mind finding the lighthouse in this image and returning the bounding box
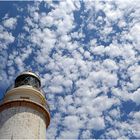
[0,71,50,139]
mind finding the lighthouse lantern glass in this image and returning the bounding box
[15,74,40,89]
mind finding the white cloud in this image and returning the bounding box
[1,0,140,139]
[129,23,140,51]
[0,29,15,51]
[103,59,118,72]
[48,86,63,94]
[59,129,79,139]
[0,23,15,88]
[127,65,140,90]
[63,115,83,130]
[3,17,17,29]
[81,130,91,139]
[89,70,118,88]
[132,88,140,105]
[87,116,105,130]
[58,115,84,138]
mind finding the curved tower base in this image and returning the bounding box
[0,100,49,139]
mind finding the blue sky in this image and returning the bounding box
[0,0,140,139]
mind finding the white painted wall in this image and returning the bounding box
[0,106,46,139]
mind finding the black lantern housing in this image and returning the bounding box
[15,72,41,90]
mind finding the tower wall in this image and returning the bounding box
[0,106,46,139]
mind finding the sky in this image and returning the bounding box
[0,0,140,139]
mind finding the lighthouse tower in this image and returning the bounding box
[0,71,50,139]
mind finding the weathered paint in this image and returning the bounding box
[0,106,46,139]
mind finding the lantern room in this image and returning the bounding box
[15,71,41,90]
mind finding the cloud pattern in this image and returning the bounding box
[0,0,140,138]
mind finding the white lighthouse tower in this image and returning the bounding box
[0,71,50,139]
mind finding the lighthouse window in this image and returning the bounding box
[15,75,40,89]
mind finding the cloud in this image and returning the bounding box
[0,23,15,88]
[63,115,84,130]
[127,65,140,90]
[1,0,140,139]
[132,88,140,105]
[87,116,105,130]
[0,26,15,51]
[3,17,17,29]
